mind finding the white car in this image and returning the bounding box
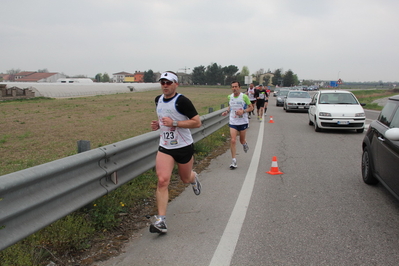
[308,90,366,133]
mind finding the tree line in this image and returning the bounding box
[141,63,301,87]
[2,66,301,86]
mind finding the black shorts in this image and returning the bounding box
[256,101,265,109]
[158,144,194,164]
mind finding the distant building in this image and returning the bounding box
[2,71,66,82]
[0,74,10,81]
[133,71,144,83]
[15,71,36,80]
[124,74,135,83]
[112,71,145,83]
[176,72,192,85]
[112,71,133,83]
[259,73,274,86]
[0,84,35,100]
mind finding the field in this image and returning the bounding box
[0,86,230,176]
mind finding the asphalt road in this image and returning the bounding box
[98,103,399,266]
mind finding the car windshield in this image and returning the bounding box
[319,93,358,104]
[288,92,310,98]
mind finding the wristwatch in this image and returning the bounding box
[172,120,178,127]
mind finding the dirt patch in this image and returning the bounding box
[63,141,230,266]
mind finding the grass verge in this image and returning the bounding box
[351,89,399,111]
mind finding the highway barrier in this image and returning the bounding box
[0,108,228,251]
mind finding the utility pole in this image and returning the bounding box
[178,67,190,73]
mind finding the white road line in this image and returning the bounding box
[209,120,265,266]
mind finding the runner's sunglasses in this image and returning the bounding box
[160,80,173,85]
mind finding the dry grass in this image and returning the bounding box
[0,86,230,176]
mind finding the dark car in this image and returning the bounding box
[275,89,289,106]
[362,95,399,199]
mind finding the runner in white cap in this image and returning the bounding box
[149,71,202,233]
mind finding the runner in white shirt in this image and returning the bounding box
[245,83,257,118]
[222,81,254,169]
[149,71,202,234]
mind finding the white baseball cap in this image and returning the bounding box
[158,72,178,83]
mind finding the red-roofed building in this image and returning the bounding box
[3,71,66,82]
[14,72,36,80]
[0,74,11,81]
[17,72,66,82]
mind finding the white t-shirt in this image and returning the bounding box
[157,94,194,149]
[228,93,250,125]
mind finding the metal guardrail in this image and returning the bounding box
[0,108,228,251]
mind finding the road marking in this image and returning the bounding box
[209,119,265,266]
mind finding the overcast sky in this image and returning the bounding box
[1,0,398,82]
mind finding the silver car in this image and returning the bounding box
[283,91,312,112]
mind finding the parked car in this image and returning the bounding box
[273,87,289,97]
[276,90,289,106]
[283,90,311,112]
[308,90,366,132]
[361,95,399,199]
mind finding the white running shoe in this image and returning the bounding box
[149,215,167,234]
[230,159,237,169]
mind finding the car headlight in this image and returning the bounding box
[319,112,331,117]
[355,113,365,117]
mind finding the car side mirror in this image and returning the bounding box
[309,102,316,105]
[385,128,399,141]
[360,103,366,106]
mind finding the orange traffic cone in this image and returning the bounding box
[266,156,284,175]
[268,116,274,123]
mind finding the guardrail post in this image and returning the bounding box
[77,140,91,153]
[208,107,213,113]
[221,104,225,109]
[78,140,92,210]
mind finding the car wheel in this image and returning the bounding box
[362,147,378,184]
[356,128,364,133]
[314,116,321,132]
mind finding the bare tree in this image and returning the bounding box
[6,68,21,75]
